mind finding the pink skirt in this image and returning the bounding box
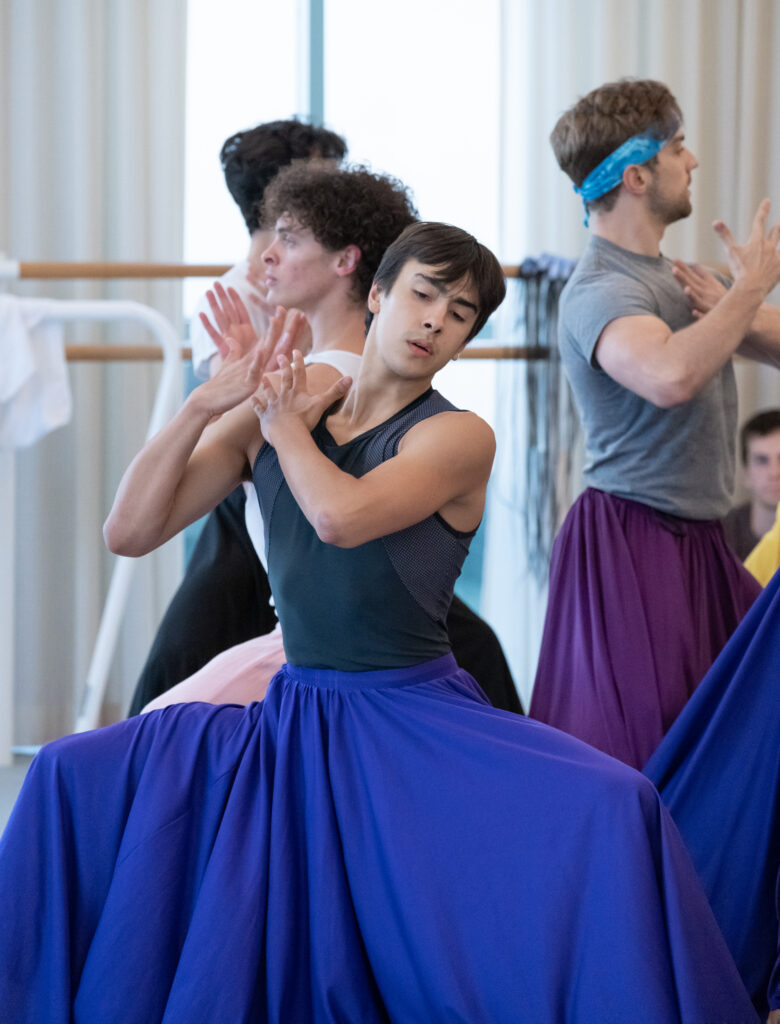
[142,624,285,712]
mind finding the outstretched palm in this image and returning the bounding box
[198,307,307,419]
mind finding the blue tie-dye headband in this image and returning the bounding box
[574,131,672,226]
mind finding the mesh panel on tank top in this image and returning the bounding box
[252,388,476,670]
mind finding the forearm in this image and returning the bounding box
[103,393,215,556]
[739,302,780,367]
[267,416,359,544]
[667,278,766,395]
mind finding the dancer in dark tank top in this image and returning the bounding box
[0,222,757,1023]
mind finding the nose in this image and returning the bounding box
[423,298,447,333]
[262,241,279,266]
[686,148,699,171]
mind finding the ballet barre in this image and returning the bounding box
[63,344,551,362]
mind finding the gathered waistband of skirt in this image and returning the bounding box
[280,653,459,691]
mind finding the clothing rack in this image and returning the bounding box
[0,259,551,761]
[0,296,182,761]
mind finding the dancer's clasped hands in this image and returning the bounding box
[252,350,351,444]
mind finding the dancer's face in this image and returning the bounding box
[745,429,780,510]
[646,130,698,225]
[261,216,344,312]
[367,260,479,378]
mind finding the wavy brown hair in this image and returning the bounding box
[261,161,418,302]
[550,79,682,216]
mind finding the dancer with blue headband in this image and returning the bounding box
[530,77,780,1015]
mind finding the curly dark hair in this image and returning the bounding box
[261,161,418,302]
[220,119,347,234]
[550,79,682,217]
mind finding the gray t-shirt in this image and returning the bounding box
[559,235,737,519]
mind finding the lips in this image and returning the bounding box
[407,338,432,355]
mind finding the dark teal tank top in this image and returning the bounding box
[252,388,475,671]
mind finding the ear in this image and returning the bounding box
[367,282,382,314]
[336,244,361,278]
[622,163,650,196]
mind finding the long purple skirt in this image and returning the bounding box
[0,655,757,1023]
[644,568,780,1015]
[530,488,760,769]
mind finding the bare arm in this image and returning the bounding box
[252,353,495,549]
[596,200,780,407]
[104,309,299,556]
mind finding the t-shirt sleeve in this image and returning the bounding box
[562,271,658,365]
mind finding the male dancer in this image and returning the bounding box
[129,119,348,714]
[133,159,521,714]
[0,222,756,1022]
[530,78,780,769]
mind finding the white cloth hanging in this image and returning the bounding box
[0,296,71,448]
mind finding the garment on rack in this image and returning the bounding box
[0,296,70,448]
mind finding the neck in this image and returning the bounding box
[305,290,367,357]
[590,203,665,257]
[750,498,778,539]
[332,342,434,436]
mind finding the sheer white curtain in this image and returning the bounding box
[1,0,187,743]
[485,0,780,705]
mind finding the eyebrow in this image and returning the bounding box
[415,273,478,314]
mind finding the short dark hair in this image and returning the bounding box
[262,161,418,302]
[220,119,347,234]
[371,221,506,342]
[740,409,780,463]
[550,78,682,217]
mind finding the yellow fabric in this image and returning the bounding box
[744,504,780,586]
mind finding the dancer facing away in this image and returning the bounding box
[135,159,520,716]
[530,77,780,769]
[0,223,757,1023]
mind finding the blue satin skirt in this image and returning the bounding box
[0,655,757,1022]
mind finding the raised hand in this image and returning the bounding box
[672,260,727,318]
[197,309,308,420]
[713,198,780,298]
[199,281,261,360]
[252,350,352,444]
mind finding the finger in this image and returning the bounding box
[320,375,352,409]
[227,286,252,324]
[206,287,229,333]
[750,198,771,238]
[289,349,306,390]
[214,281,239,325]
[713,219,736,251]
[277,353,294,390]
[199,311,223,347]
[768,220,780,248]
